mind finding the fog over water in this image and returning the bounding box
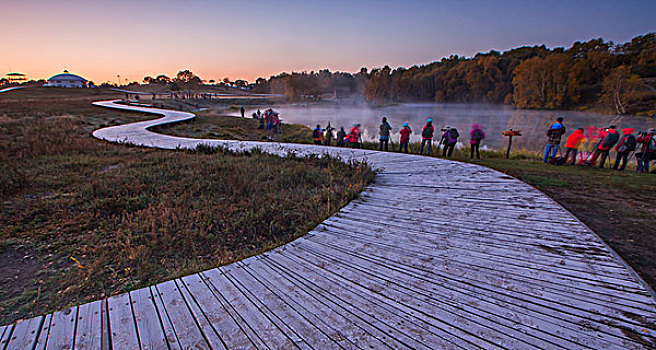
[265,103,655,151]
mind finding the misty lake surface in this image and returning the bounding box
[264,103,655,151]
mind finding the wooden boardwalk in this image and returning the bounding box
[2,100,656,349]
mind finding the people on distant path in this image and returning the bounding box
[469,124,485,159]
[399,123,412,153]
[420,119,434,155]
[636,128,656,173]
[256,109,261,119]
[324,123,334,146]
[347,124,362,148]
[271,113,280,134]
[442,126,459,157]
[336,127,346,147]
[379,117,393,151]
[563,128,585,165]
[543,117,566,163]
[265,109,272,131]
[590,126,619,168]
[613,128,637,171]
[313,124,323,145]
[240,106,245,118]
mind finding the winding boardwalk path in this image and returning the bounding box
[3,101,656,349]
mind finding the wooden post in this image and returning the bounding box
[502,129,522,160]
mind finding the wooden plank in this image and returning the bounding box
[107,292,140,349]
[289,239,604,349]
[0,324,15,349]
[203,268,299,349]
[264,251,503,350]
[241,257,382,349]
[173,279,227,349]
[229,260,341,349]
[220,264,312,349]
[154,280,209,350]
[294,237,646,348]
[149,286,182,350]
[44,307,77,350]
[33,314,52,350]
[100,300,109,350]
[180,273,258,349]
[319,220,652,304]
[5,316,43,350]
[131,288,169,350]
[74,301,102,350]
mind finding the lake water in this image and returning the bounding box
[258,103,655,151]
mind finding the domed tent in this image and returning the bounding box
[45,70,87,88]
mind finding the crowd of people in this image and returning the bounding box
[308,115,656,173]
[252,108,281,134]
[543,117,656,172]
[310,117,487,159]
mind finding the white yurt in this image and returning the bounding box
[45,70,87,88]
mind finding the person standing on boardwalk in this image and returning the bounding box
[240,106,245,118]
[379,117,392,151]
[469,124,485,159]
[563,128,585,165]
[336,127,346,147]
[419,119,434,155]
[613,128,637,171]
[442,126,459,157]
[313,124,323,145]
[324,123,335,146]
[543,117,566,163]
[399,123,412,153]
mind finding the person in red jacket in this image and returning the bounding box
[563,128,585,165]
[588,126,619,168]
[613,128,637,171]
[347,124,361,148]
[636,128,656,173]
[399,122,412,153]
[419,119,434,155]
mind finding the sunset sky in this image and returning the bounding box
[2,0,654,84]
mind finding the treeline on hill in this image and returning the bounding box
[252,33,655,115]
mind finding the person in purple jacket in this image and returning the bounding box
[441,126,459,157]
[469,123,486,159]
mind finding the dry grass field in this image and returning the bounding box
[0,88,374,324]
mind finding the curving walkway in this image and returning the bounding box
[2,100,656,349]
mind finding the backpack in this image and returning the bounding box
[449,128,459,140]
[472,129,483,141]
[549,156,566,165]
[649,135,656,151]
[618,135,636,152]
[313,129,321,139]
[422,126,433,138]
[601,131,619,148]
[380,123,390,136]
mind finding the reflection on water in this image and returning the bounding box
[265,103,655,151]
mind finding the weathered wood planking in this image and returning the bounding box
[5,316,42,350]
[3,100,656,349]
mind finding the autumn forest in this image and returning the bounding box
[254,33,655,116]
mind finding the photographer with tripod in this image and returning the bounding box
[636,128,656,173]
